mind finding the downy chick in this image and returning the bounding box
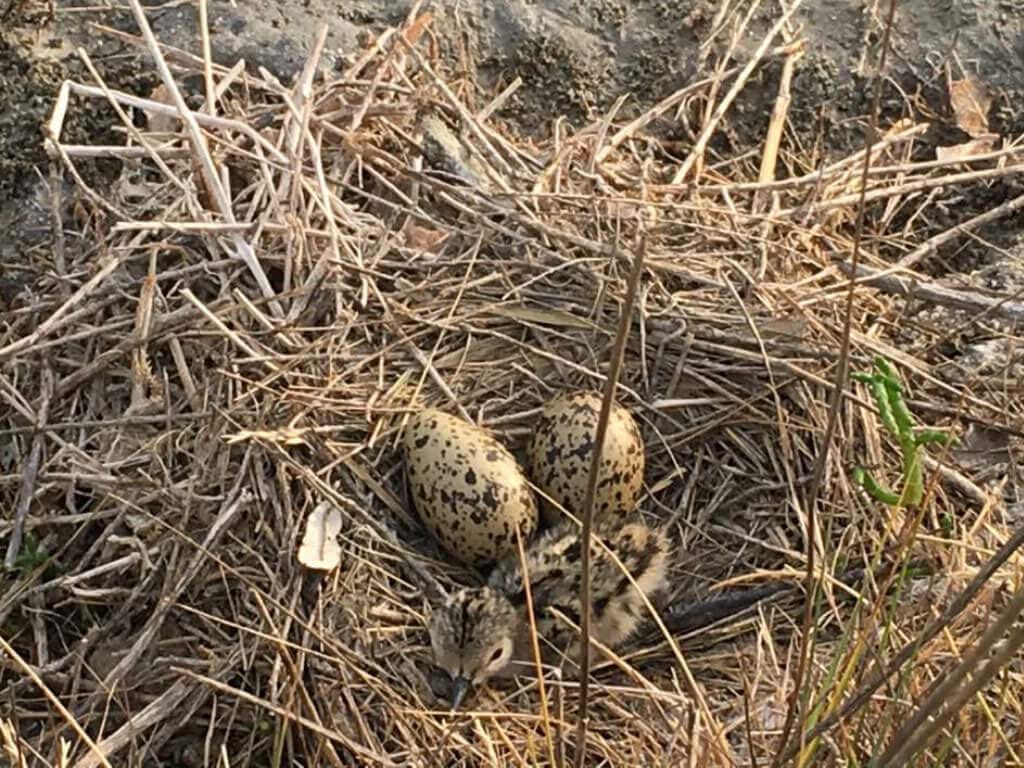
[429,519,670,708]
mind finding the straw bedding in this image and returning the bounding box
[2,5,1023,766]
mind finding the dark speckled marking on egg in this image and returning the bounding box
[404,409,538,566]
[526,391,645,525]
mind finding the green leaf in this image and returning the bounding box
[870,378,900,435]
[854,467,901,506]
[915,429,955,446]
[12,533,49,573]
[899,433,924,507]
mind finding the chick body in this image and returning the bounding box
[429,518,669,705]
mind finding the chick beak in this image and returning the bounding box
[450,675,471,710]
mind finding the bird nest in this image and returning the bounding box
[3,5,1024,767]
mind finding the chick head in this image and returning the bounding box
[429,586,518,708]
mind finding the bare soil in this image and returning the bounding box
[4,1,1024,272]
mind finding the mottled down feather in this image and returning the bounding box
[428,519,670,699]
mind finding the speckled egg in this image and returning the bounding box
[404,409,538,566]
[527,391,645,525]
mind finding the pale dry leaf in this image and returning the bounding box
[882,117,916,136]
[433,338,505,368]
[731,316,808,341]
[402,220,450,253]
[602,198,642,220]
[297,502,343,571]
[758,317,809,340]
[129,273,161,415]
[113,175,160,207]
[648,470,686,495]
[368,603,408,623]
[418,112,489,188]
[953,423,1011,469]
[949,76,992,137]
[935,134,999,162]
[401,10,433,45]
[145,84,179,134]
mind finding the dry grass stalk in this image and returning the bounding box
[2,1,1023,766]
[671,0,806,184]
[837,262,1024,322]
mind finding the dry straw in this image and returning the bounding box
[2,0,1023,765]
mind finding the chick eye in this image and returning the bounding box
[489,647,504,663]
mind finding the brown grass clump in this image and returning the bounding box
[2,2,1024,766]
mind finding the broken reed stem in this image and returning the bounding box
[782,521,1024,762]
[771,0,899,764]
[876,583,1024,767]
[755,39,804,210]
[197,0,216,114]
[513,525,559,768]
[3,365,53,570]
[573,234,647,768]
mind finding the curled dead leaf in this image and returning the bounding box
[949,76,992,138]
[297,502,343,571]
[402,220,449,253]
[936,134,999,163]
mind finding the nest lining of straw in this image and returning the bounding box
[2,6,1024,767]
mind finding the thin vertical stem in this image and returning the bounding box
[573,235,647,767]
[874,585,1024,767]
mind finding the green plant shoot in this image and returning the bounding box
[853,355,954,507]
[12,532,49,574]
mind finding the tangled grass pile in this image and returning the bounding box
[2,3,1023,766]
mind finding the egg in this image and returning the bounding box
[404,409,538,566]
[527,391,645,525]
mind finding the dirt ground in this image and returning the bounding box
[3,0,1024,278]
[3,1,1024,186]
